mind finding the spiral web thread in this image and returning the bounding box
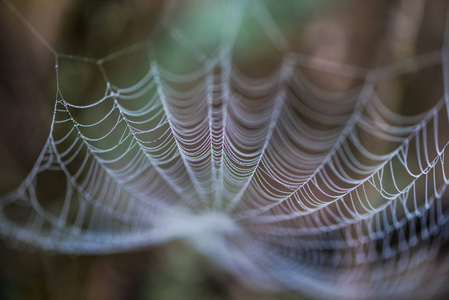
[2,0,449,298]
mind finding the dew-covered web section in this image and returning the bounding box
[2,0,449,299]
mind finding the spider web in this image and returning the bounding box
[1,0,449,298]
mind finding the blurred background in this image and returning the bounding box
[0,0,448,299]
